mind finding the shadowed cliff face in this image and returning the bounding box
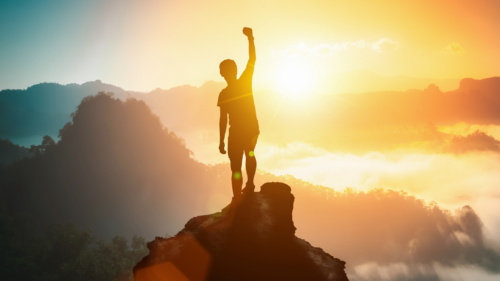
[134,182,349,281]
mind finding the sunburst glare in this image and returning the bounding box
[276,61,313,98]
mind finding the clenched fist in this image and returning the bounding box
[243,27,253,38]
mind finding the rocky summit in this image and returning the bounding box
[133,182,349,281]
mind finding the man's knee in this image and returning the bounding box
[245,150,256,157]
[232,170,243,180]
[230,159,242,172]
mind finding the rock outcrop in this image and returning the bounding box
[133,182,348,281]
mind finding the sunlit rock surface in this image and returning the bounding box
[133,182,348,281]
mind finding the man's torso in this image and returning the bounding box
[217,65,260,137]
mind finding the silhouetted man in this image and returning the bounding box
[218,27,260,202]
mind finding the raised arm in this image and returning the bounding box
[243,27,256,64]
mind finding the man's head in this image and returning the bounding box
[220,59,237,83]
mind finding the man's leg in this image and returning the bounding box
[231,169,243,198]
[245,150,257,187]
[244,134,258,192]
[228,135,244,198]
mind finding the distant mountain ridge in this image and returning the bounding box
[2,74,500,152]
[459,76,500,94]
[0,80,134,146]
[1,80,130,113]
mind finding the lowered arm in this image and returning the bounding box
[219,107,228,154]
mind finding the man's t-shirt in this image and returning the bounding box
[217,62,260,137]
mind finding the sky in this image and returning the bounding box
[1,0,500,92]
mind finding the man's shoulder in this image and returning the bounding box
[219,87,230,98]
[217,87,230,107]
[220,86,229,93]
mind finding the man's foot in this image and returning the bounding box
[221,196,242,214]
[242,183,255,195]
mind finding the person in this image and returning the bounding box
[218,27,260,202]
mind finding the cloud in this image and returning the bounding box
[442,43,465,55]
[252,140,500,252]
[372,38,400,53]
[255,141,500,201]
[255,169,500,277]
[282,42,311,58]
[281,39,369,57]
[280,38,399,57]
[344,40,368,49]
[352,262,500,281]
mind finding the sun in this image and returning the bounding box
[276,61,313,98]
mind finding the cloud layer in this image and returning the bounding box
[280,38,398,57]
[254,171,500,280]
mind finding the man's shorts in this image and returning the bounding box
[227,133,259,172]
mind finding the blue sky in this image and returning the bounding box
[0,0,142,90]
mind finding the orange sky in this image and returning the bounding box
[103,0,500,90]
[2,0,499,91]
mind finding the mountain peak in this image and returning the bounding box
[133,182,348,281]
[459,77,500,93]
